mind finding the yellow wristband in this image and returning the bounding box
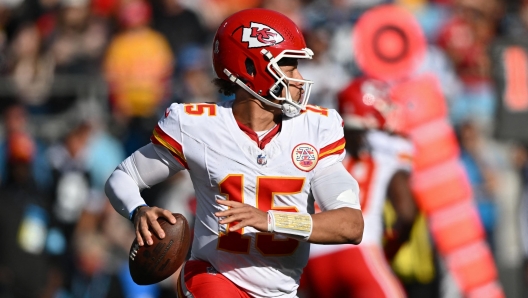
[267,210,313,241]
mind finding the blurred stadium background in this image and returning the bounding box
[0,0,527,297]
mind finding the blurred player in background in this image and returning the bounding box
[105,8,364,298]
[300,77,418,298]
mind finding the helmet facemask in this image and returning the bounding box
[223,48,314,118]
[264,48,314,117]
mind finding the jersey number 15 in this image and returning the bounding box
[217,175,305,256]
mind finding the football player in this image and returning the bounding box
[105,8,364,298]
[300,77,418,298]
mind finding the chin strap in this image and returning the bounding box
[223,69,301,118]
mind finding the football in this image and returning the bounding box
[129,213,191,285]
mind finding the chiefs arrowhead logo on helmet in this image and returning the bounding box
[242,22,284,48]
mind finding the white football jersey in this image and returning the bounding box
[151,100,354,298]
[310,130,413,258]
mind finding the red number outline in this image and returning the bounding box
[217,175,305,256]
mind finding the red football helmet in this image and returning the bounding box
[212,8,314,117]
[338,76,396,131]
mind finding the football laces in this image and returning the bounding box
[130,243,139,261]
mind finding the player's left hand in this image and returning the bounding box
[215,199,268,232]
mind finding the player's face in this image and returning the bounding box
[278,59,304,103]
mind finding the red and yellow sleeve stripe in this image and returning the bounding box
[398,152,413,164]
[150,125,188,169]
[319,137,346,160]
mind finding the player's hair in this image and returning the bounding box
[212,56,257,97]
[212,78,240,96]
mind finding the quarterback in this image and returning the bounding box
[105,8,364,298]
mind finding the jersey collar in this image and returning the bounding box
[236,120,282,149]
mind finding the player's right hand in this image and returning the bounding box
[134,206,176,246]
[214,199,268,232]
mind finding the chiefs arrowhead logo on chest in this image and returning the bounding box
[292,143,319,172]
[242,22,284,48]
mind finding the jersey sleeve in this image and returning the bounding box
[150,103,189,170]
[316,109,346,170]
[311,162,361,212]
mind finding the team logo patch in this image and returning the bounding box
[257,153,267,166]
[292,143,318,172]
[242,22,284,48]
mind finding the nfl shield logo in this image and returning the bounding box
[257,153,267,165]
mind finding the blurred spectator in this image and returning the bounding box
[151,0,209,61]
[516,144,528,297]
[261,0,305,29]
[48,0,109,75]
[47,121,101,231]
[503,0,528,38]
[303,0,359,32]
[191,0,261,30]
[0,104,51,190]
[103,0,174,155]
[512,144,528,297]
[298,27,350,109]
[85,123,125,191]
[5,22,54,108]
[68,231,126,297]
[90,0,119,18]
[437,0,504,128]
[456,120,499,251]
[173,44,217,103]
[0,131,57,298]
[437,0,504,83]
[46,120,108,294]
[416,45,463,106]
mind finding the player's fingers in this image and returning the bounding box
[219,209,255,224]
[216,199,243,207]
[228,216,261,231]
[135,228,145,246]
[228,222,246,231]
[218,214,239,224]
[215,209,233,217]
[148,215,166,240]
[215,204,254,218]
[232,211,267,232]
[160,209,177,224]
[216,206,251,220]
[139,217,153,246]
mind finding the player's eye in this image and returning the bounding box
[283,67,295,74]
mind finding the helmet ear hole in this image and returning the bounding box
[245,58,256,77]
[271,84,283,97]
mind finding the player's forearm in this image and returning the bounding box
[308,207,363,244]
[105,143,183,219]
[385,170,417,258]
[105,168,147,218]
